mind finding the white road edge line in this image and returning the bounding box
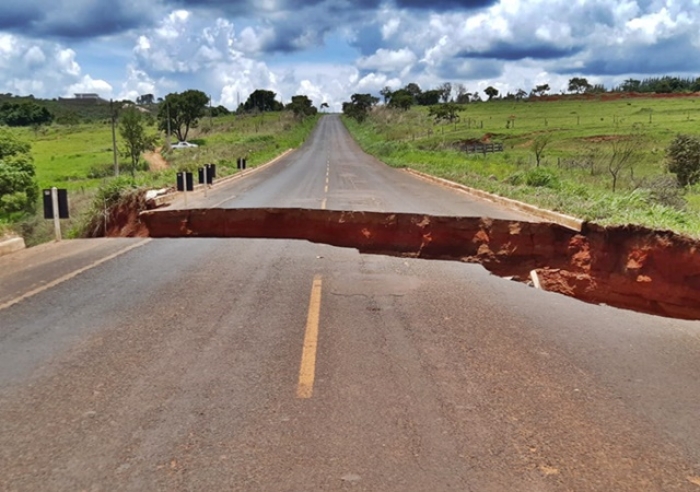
[0,239,152,311]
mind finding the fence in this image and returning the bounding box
[464,142,504,154]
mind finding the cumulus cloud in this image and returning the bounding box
[1,0,700,108]
[0,33,111,98]
[357,48,417,72]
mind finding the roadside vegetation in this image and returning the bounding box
[342,84,700,237]
[0,89,320,245]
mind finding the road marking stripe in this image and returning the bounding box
[321,198,327,210]
[297,275,323,399]
[0,239,151,312]
[324,184,329,193]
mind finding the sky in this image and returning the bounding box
[0,0,699,111]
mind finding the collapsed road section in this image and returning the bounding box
[139,207,700,320]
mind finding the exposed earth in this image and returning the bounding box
[139,207,700,321]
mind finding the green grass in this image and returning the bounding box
[342,95,700,237]
[3,111,320,243]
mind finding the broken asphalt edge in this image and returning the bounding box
[0,236,26,258]
[150,148,296,207]
[404,168,585,232]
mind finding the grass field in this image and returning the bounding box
[343,94,700,236]
[4,111,319,244]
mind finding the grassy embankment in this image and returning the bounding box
[4,111,319,244]
[343,95,700,236]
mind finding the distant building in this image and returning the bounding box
[74,93,104,101]
[58,93,107,103]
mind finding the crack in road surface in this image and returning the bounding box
[140,207,700,320]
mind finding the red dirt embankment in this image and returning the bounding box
[139,208,700,320]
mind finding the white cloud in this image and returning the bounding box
[66,75,113,98]
[357,48,417,72]
[0,34,109,98]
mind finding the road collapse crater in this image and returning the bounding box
[139,207,700,321]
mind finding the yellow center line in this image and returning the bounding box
[297,275,323,399]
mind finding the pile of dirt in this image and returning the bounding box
[139,208,700,320]
[143,148,169,172]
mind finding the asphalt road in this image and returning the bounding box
[1,115,700,491]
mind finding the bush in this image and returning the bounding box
[507,167,560,188]
[667,134,700,186]
[0,130,38,218]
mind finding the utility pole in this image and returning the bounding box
[166,101,172,146]
[111,99,119,176]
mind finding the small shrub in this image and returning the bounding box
[667,134,700,186]
[505,168,559,188]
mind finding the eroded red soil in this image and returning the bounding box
[138,207,700,320]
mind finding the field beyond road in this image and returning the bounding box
[343,94,700,237]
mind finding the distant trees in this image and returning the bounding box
[438,82,452,103]
[119,107,157,178]
[242,90,284,113]
[484,86,499,100]
[387,90,414,110]
[531,84,550,97]
[342,93,378,122]
[0,130,38,217]
[286,95,318,120]
[568,77,591,94]
[379,86,393,104]
[0,101,54,127]
[157,89,209,142]
[615,76,700,94]
[667,134,700,187]
[416,89,441,106]
[454,84,470,104]
[210,105,230,117]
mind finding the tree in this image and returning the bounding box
[454,84,470,104]
[120,107,157,178]
[0,130,38,217]
[438,82,452,103]
[429,103,462,127]
[210,105,230,117]
[484,86,499,100]
[242,89,283,113]
[530,134,551,167]
[342,93,378,122]
[379,86,393,105]
[567,77,591,94]
[607,135,640,192]
[388,90,414,110]
[667,134,700,187]
[416,89,441,106]
[531,84,550,97]
[620,79,641,92]
[286,95,318,120]
[0,101,54,127]
[404,83,422,99]
[515,88,527,100]
[158,89,209,142]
